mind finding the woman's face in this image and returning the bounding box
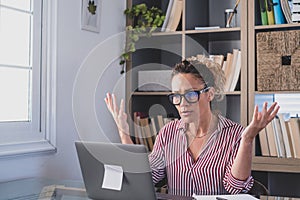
[171,73,212,124]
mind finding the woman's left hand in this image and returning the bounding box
[243,102,280,142]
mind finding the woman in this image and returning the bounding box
[104,59,279,196]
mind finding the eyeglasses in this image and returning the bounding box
[168,86,210,105]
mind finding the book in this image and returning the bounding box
[273,118,286,157]
[209,54,224,68]
[165,0,183,32]
[222,60,227,71]
[225,49,239,92]
[161,0,174,32]
[135,115,147,149]
[280,0,293,23]
[133,112,141,144]
[277,113,292,158]
[266,0,275,24]
[139,117,154,151]
[259,128,271,156]
[273,0,287,24]
[292,13,300,21]
[157,115,165,132]
[289,117,300,158]
[292,3,300,12]
[292,0,300,21]
[259,0,269,25]
[223,52,233,92]
[229,50,241,92]
[284,120,295,158]
[144,119,155,151]
[265,122,278,157]
[150,117,158,140]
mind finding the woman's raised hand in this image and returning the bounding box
[243,102,280,142]
[104,93,132,144]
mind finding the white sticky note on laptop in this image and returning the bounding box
[102,164,123,191]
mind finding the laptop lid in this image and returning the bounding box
[75,141,157,200]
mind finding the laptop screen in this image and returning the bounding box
[75,141,157,200]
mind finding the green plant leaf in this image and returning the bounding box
[120,3,165,70]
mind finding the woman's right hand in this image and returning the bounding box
[104,93,133,144]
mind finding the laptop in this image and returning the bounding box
[75,141,157,200]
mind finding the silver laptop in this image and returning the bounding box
[75,141,157,200]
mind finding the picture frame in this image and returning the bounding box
[81,0,101,33]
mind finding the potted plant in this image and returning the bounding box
[119,3,165,74]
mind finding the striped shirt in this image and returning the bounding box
[149,115,254,196]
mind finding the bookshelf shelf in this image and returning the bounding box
[252,157,300,173]
[225,91,242,95]
[255,91,300,95]
[255,23,300,30]
[150,31,183,37]
[126,0,248,127]
[133,91,171,96]
[125,0,300,194]
[185,27,241,34]
[249,0,300,180]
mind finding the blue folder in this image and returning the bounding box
[273,0,286,24]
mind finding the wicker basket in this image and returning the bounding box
[256,30,300,91]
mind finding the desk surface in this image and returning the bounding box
[0,178,299,200]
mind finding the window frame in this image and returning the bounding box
[0,0,57,157]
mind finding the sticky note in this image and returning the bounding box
[102,164,123,191]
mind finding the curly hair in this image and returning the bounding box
[170,56,226,114]
[171,55,226,102]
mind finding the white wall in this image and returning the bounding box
[0,0,126,182]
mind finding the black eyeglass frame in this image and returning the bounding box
[168,86,211,105]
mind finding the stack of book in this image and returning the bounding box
[259,0,275,25]
[161,0,183,32]
[291,0,300,22]
[259,0,288,25]
[222,49,242,92]
[189,51,241,92]
[259,114,300,158]
[133,112,178,151]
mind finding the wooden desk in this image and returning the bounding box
[41,185,193,200]
[40,185,300,200]
[1,178,299,200]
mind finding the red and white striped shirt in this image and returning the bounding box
[149,115,254,196]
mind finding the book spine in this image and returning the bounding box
[161,0,174,32]
[266,122,278,157]
[259,0,269,25]
[292,13,300,21]
[266,0,275,24]
[273,0,287,24]
[259,128,271,156]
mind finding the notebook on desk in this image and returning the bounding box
[75,141,157,200]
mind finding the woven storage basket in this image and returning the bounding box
[256,30,300,91]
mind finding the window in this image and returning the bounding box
[0,0,57,156]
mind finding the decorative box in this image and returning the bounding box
[138,70,172,91]
[256,30,300,91]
